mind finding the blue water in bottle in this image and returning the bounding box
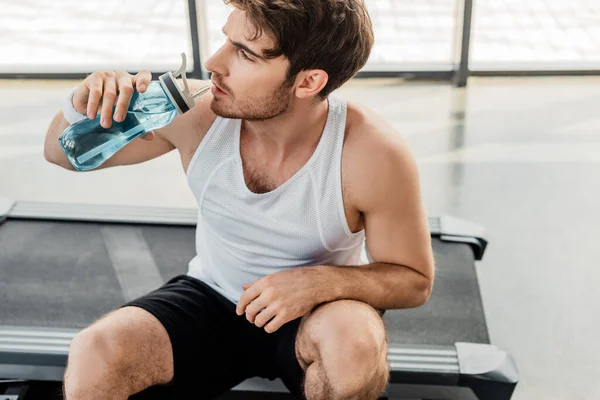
[58,52,209,171]
[58,82,178,171]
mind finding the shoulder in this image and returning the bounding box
[157,79,218,155]
[342,99,420,213]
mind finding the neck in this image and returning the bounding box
[242,97,330,161]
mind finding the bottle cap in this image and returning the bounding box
[158,53,210,114]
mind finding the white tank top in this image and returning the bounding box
[185,93,369,304]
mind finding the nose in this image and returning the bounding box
[204,44,228,77]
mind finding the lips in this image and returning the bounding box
[211,80,227,95]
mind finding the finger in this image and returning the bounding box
[114,72,134,122]
[134,69,152,92]
[71,83,89,116]
[237,283,262,316]
[245,295,270,324]
[85,75,104,120]
[254,306,277,328]
[264,313,288,334]
[100,75,117,128]
[242,279,258,291]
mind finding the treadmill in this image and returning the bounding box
[0,196,518,399]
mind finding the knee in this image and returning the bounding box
[326,331,389,399]
[68,325,124,369]
[65,326,128,391]
[65,319,150,400]
[63,307,173,399]
[304,301,389,399]
[311,301,387,364]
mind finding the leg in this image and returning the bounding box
[64,275,263,400]
[64,306,173,400]
[295,300,389,400]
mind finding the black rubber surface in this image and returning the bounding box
[0,219,489,345]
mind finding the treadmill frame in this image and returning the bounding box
[0,198,517,399]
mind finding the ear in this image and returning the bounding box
[295,69,329,99]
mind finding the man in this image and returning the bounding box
[43,1,435,399]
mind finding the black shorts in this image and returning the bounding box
[121,274,304,399]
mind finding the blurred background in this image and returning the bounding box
[2,0,600,75]
[1,0,599,399]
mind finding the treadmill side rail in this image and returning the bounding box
[7,201,198,227]
[456,342,519,400]
[0,197,16,223]
[430,216,489,260]
[0,326,518,399]
[5,198,488,260]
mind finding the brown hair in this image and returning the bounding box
[223,0,374,98]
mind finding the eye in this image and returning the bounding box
[239,49,252,61]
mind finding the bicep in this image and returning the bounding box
[360,140,434,279]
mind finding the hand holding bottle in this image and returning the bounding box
[73,70,155,141]
[58,53,209,171]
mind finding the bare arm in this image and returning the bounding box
[44,108,176,171]
[44,110,76,170]
[44,70,211,171]
[325,112,435,309]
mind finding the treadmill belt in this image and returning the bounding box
[384,239,489,345]
[0,219,488,344]
[0,220,193,328]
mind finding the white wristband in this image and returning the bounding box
[62,87,88,125]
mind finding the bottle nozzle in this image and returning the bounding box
[173,53,191,98]
[192,85,211,99]
[158,52,205,114]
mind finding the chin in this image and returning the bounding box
[210,101,239,119]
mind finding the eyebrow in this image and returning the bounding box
[222,27,266,60]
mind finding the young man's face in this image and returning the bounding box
[204,9,295,121]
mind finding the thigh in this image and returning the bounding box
[66,304,174,398]
[120,275,261,399]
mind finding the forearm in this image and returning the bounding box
[44,110,75,169]
[318,263,433,310]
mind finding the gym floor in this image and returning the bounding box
[1,76,599,399]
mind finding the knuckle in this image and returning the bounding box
[263,288,274,300]
[90,87,103,97]
[119,84,133,95]
[72,92,86,105]
[103,90,117,101]
[270,302,281,312]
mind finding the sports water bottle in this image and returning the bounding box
[58,53,210,171]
